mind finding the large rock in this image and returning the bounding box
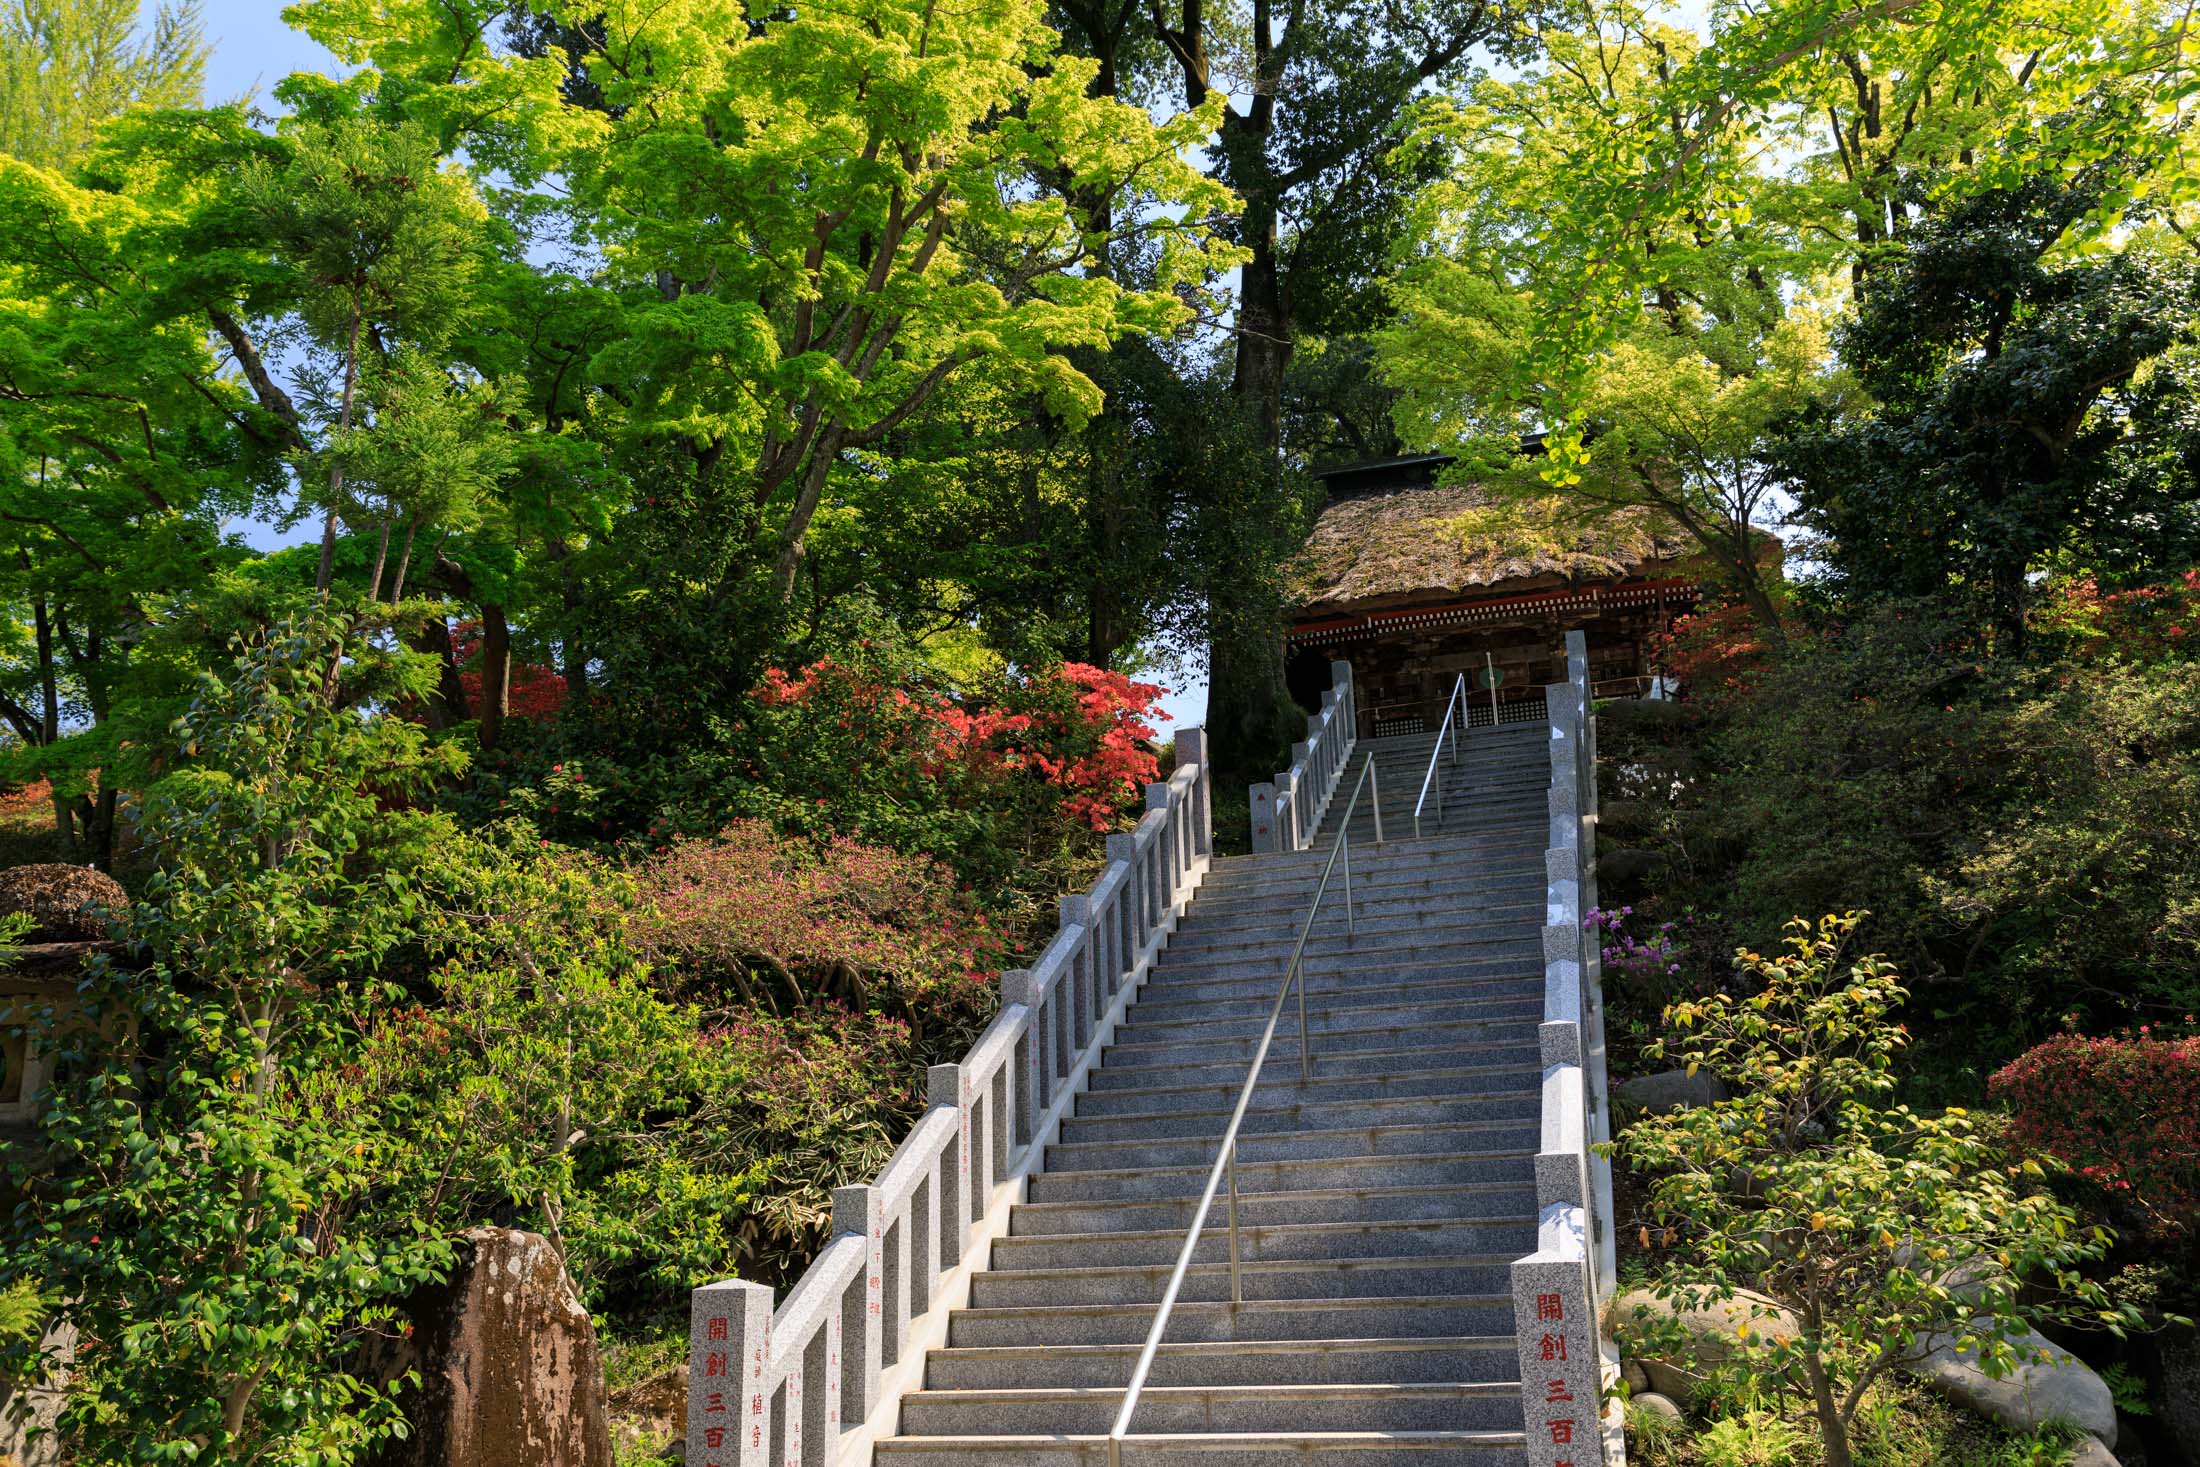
[1617,1068,1727,1113]
[2161,1323,2200,1453]
[1608,1286,1799,1402]
[1911,1323,2117,1448]
[1599,848,1668,886]
[0,865,123,942]
[2069,1435,2119,1467]
[370,1228,613,1467]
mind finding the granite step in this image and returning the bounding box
[1069,1060,1541,1118]
[945,1293,1520,1348]
[1005,1181,1540,1238]
[965,1254,1519,1309]
[988,1215,1537,1271]
[896,1380,1526,1435]
[1058,1088,1538,1144]
[873,1429,1530,1466]
[1024,1148,1535,1204]
[1042,1118,1539,1176]
[921,1336,1520,1391]
[1085,1037,1541,1092]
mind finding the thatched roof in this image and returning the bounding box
[1292,482,1702,620]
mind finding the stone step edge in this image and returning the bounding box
[1072,1062,1541,1112]
[991,1215,1537,1255]
[1066,1085,1538,1132]
[1047,1116,1530,1163]
[874,1430,1530,1454]
[972,1252,1521,1288]
[1098,1024,1537,1066]
[951,1292,1515,1324]
[1007,1180,1535,1227]
[1091,1038,1539,1083]
[1031,1147,1534,1190]
[925,1334,1519,1367]
[1114,993,1537,1039]
[900,1381,1523,1406]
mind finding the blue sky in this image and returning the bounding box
[201,1,338,107]
[190,1,1219,730]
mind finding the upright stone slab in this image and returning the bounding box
[1511,1208,1614,1467]
[689,1279,772,1467]
[372,1227,613,1467]
[0,1317,73,1467]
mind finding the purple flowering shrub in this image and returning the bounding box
[1586,904,1684,992]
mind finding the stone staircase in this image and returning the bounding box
[873,723,1555,1465]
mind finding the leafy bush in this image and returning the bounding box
[693,1006,925,1282]
[1697,1412,1799,1467]
[1622,603,2200,1066]
[1618,913,2142,1467]
[1991,1027,2200,1243]
[3,612,465,1465]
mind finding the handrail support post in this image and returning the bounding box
[1225,1148,1242,1305]
[1295,959,1311,1083]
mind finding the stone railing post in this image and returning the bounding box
[830,1184,885,1428]
[689,1279,773,1467]
[928,1064,973,1263]
[1249,782,1280,854]
[1245,661,1357,853]
[1176,727,1214,858]
[1511,1208,1607,1467]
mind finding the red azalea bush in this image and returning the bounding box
[452,620,569,722]
[2035,568,2200,664]
[738,644,1163,899]
[1651,602,1787,697]
[1989,1027,2200,1240]
[757,656,1162,830]
[631,819,1008,1048]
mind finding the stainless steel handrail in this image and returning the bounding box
[1412,672,1469,839]
[1104,756,1384,1467]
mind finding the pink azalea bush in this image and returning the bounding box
[632,819,1008,1047]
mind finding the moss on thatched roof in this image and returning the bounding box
[1291,483,1699,619]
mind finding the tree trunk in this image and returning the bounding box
[1807,1355,1852,1467]
[1204,552,1303,781]
[477,605,512,752]
[30,594,70,852]
[1208,180,1297,764]
[1729,547,1789,651]
[1234,213,1291,454]
[317,301,364,597]
[1992,560,2029,655]
[406,616,470,730]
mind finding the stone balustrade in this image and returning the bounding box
[687,731,1215,1467]
[1512,630,1625,1467]
[1248,660,1357,854]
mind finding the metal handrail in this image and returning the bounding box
[1105,756,1384,1467]
[1413,673,1469,839]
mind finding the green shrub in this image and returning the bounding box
[1617,913,2144,1467]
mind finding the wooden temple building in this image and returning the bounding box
[1286,454,1749,737]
